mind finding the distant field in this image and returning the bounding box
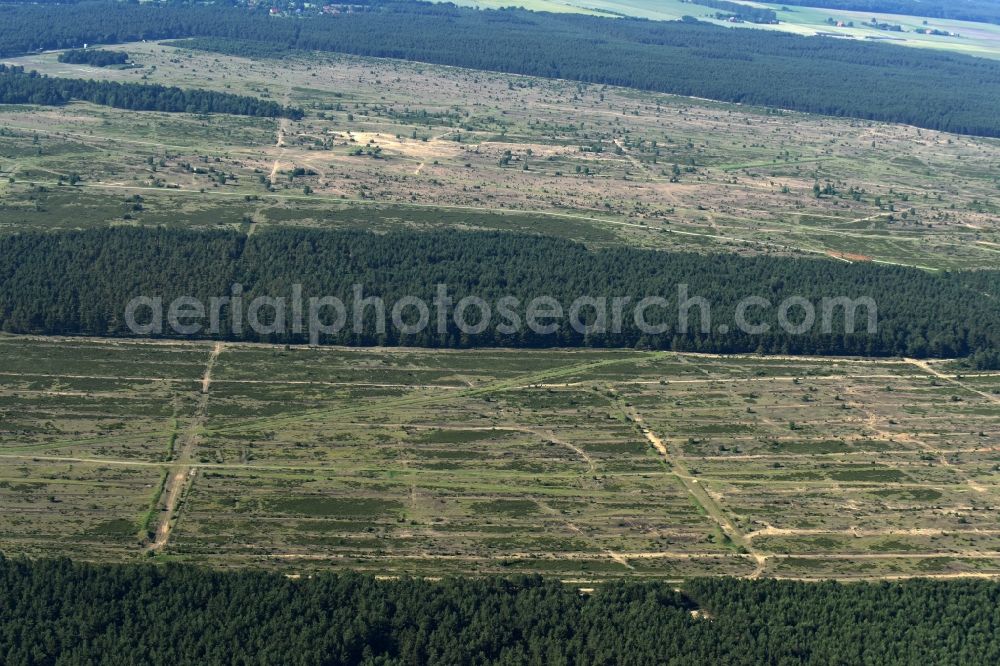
[765,3,1000,58]
[449,0,1000,59]
[1,335,997,581]
[2,43,999,270]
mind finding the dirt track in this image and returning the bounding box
[149,342,223,551]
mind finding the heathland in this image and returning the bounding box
[3,42,1000,272]
[1,336,997,581]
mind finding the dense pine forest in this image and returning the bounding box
[1,555,1000,665]
[0,65,303,118]
[56,48,129,67]
[3,2,1000,136]
[0,227,996,360]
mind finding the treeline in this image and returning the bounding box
[690,0,778,24]
[57,48,129,67]
[0,65,303,118]
[3,3,1000,136]
[0,227,996,360]
[774,0,1000,25]
[2,555,1000,664]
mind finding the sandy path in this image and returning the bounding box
[906,357,1000,405]
[149,342,223,551]
[535,499,633,570]
[268,121,289,184]
[744,526,1000,540]
[531,429,596,473]
[0,370,467,390]
[626,403,768,577]
[268,88,293,185]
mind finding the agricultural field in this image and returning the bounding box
[1,334,997,581]
[2,42,999,270]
